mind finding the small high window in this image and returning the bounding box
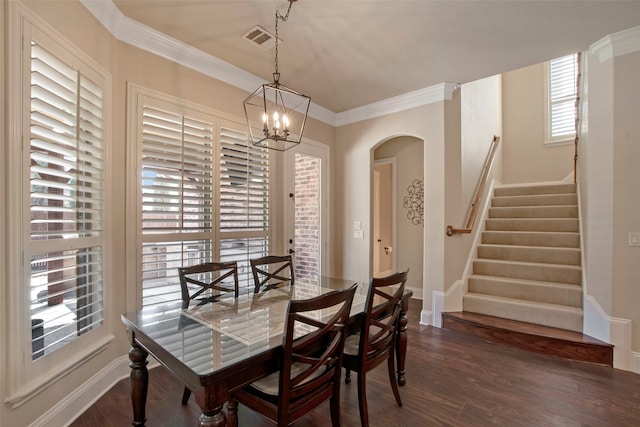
[545,53,579,145]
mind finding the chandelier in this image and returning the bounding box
[243,0,311,152]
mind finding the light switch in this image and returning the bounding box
[354,221,361,230]
[354,230,364,239]
[629,233,640,247]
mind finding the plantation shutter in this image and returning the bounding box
[140,103,214,307]
[549,54,578,139]
[29,40,105,359]
[219,125,271,288]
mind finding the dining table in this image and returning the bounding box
[121,276,412,427]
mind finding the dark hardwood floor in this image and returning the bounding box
[71,300,640,426]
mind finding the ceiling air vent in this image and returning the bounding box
[243,25,277,50]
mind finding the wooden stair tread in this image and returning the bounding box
[442,311,613,366]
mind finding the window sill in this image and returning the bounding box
[544,137,575,147]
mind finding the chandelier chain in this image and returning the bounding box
[274,1,294,78]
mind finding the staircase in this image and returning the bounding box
[442,183,613,365]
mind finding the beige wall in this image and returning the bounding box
[502,62,574,184]
[334,103,450,311]
[461,74,503,205]
[444,75,504,294]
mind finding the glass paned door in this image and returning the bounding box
[285,144,328,281]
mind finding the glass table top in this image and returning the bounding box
[122,277,369,376]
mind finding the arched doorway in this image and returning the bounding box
[372,136,424,286]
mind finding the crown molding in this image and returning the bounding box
[81,0,457,127]
[590,25,640,63]
[334,83,459,127]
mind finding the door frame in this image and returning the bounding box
[372,158,396,277]
[283,140,331,277]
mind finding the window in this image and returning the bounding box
[545,53,579,145]
[6,4,111,398]
[132,89,271,308]
[27,32,107,360]
[219,126,270,287]
[139,102,215,307]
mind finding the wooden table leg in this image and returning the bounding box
[226,400,238,427]
[197,405,226,427]
[196,386,227,427]
[395,299,409,386]
[128,342,149,427]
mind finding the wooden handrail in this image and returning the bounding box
[573,51,582,184]
[446,135,500,236]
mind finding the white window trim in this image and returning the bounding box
[5,2,114,407]
[125,84,276,311]
[543,55,578,147]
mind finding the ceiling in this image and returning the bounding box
[110,0,640,114]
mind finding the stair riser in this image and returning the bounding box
[494,184,577,197]
[473,260,581,285]
[477,245,581,265]
[489,206,578,219]
[468,276,582,307]
[463,294,583,332]
[492,194,577,207]
[482,231,580,248]
[441,312,612,366]
[485,219,578,232]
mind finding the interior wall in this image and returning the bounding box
[461,74,503,207]
[444,75,504,290]
[611,51,640,354]
[502,62,574,184]
[374,137,424,291]
[582,47,615,315]
[581,27,640,360]
[334,103,450,312]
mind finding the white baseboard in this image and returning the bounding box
[406,285,423,300]
[584,294,634,372]
[31,356,162,427]
[633,351,640,374]
[29,356,130,427]
[431,279,465,328]
[420,309,432,326]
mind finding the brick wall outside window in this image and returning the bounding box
[294,153,320,280]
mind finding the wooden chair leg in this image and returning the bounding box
[387,352,402,407]
[181,386,191,405]
[357,373,369,427]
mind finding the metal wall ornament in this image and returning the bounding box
[403,179,424,225]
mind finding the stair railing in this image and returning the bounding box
[573,51,583,184]
[446,135,500,236]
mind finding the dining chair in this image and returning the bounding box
[342,270,408,427]
[250,254,295,293]
[178,261,240,305]
[229,284,358,427]
[177,261,239,404]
